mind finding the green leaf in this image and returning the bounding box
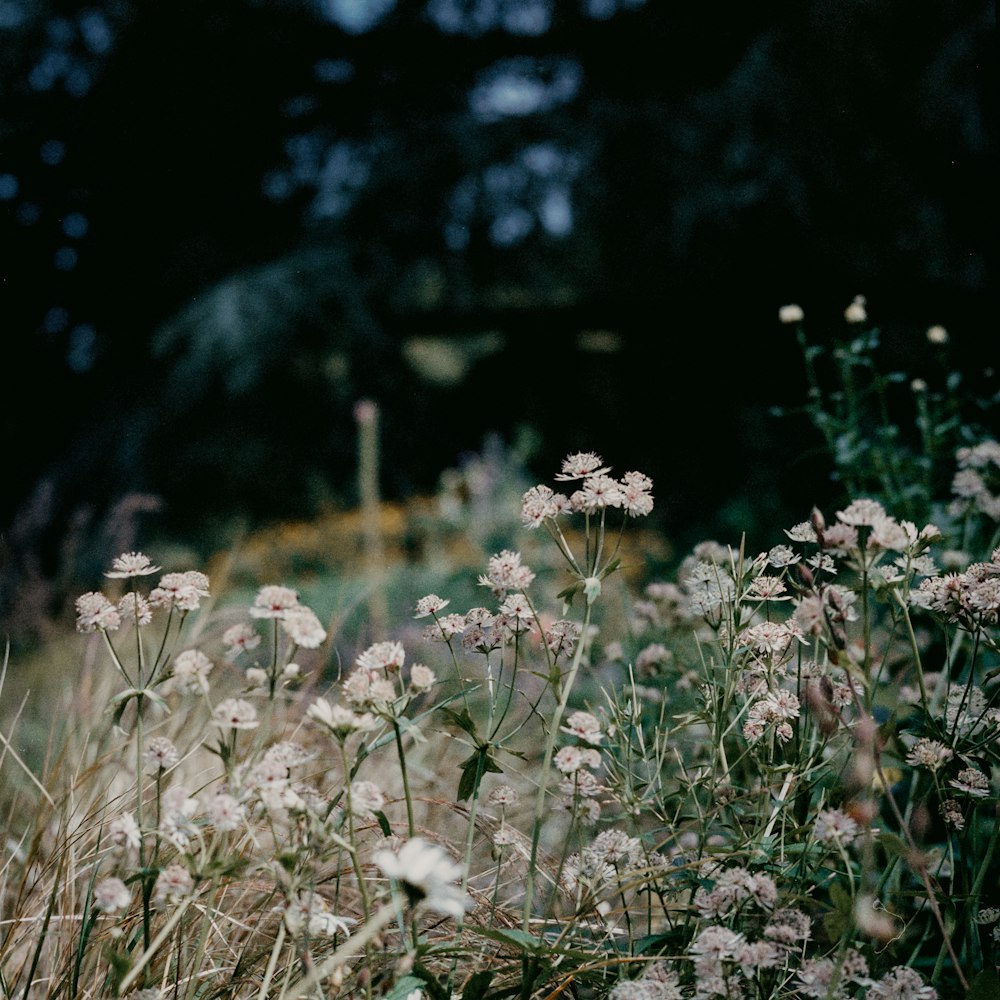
[462,971,495,1000]
[383,975,429,1000]
[457,747,503,802]
[968,968,1000,1000]
[877,832,909,861]
[438,706,480,740]
[374,810,392,837]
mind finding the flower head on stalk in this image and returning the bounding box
[106,552,161,579]
[374,837,469,917]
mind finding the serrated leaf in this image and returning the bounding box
[457,747,503,802]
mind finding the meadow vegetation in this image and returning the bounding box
[1,301,998,999]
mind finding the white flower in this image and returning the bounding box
[250,585,299,618]
[281,605,327,648]
[106,552,161,578]
[108,813,141,851]
[93,876,131,914]
[222,623,261,659]
[374,837,469,917]
[154,864,193,904]
[211,698,259,730]
[75,592,121,632]
[356,640,405,672]
[414,594,450,618]
[844,294,867,324]
[555,451,611,481]
[779,303,804,324]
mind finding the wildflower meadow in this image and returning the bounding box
[2,302,998,999]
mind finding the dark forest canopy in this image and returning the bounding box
[0,0,995,612]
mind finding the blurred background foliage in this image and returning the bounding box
[0,0,995,647]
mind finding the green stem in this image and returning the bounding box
[522,601,593,932]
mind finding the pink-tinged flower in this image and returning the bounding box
[356,640,405,673]
[814,807,860,845]
[149,570,210,610]
[949,767,990,797]
[222,623,261,659]
[108,813,141,851]
[867,966,937,999]
[205,792,244,831]
[93,876,131,914]
[521,484,568,527]
[171,648,214,695]
[408,664,436,692]
[144,737,179,773]
[573,474,623,512]
[250,585,299,618]
[75,592,122,632]
[837,498,887,527]
[905,737,953,771]
[544,620,580,657]
[154,864,194,904]
[281,604,327,648]
[487,784,519,807]
[561,711,603,745]
[211,698,259,730]
[619,471,654,517]
[499,592,533,622]
[555,452,611,481]
[106,552,161,579]
[119,592,153,626]
[779,303,804,324]
[479,549,535,597]
[414,594,450,618]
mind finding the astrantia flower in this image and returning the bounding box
[779,303,804,324]
[119,592,153,626]
[619,471,654,517]
[211,698,259,730]
[154,863,193,904]
[867,966,937,999]
[555,451,611,481]
[144,737,180,773]
[479,549,535,597]
[93,877,131,914]
[414,594,450,618]
[205,792,244,831]
[281,605,327,648]
[106,552,161,579]
[170,648,213,695]
[222,623,261,659]
[926,325,949,345]
[149,570,210,610]
[349,780,385,817]
[75,592,122,632]
[814,807,860,845]
[356,640,405,673]
[487,784,519,807]
[561,710,603,745]
[574,474,623,512]
[949,767,990,796]
[108,813,141,851]
[374,837,469,917]
[408,663,436,692]
[283,894,354,937]
[767,544,799,567]
[521,484,567,527]
[837,498,887,527]
[308,697,376,737]
[250,585,299,618]
[905,737,953,771]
